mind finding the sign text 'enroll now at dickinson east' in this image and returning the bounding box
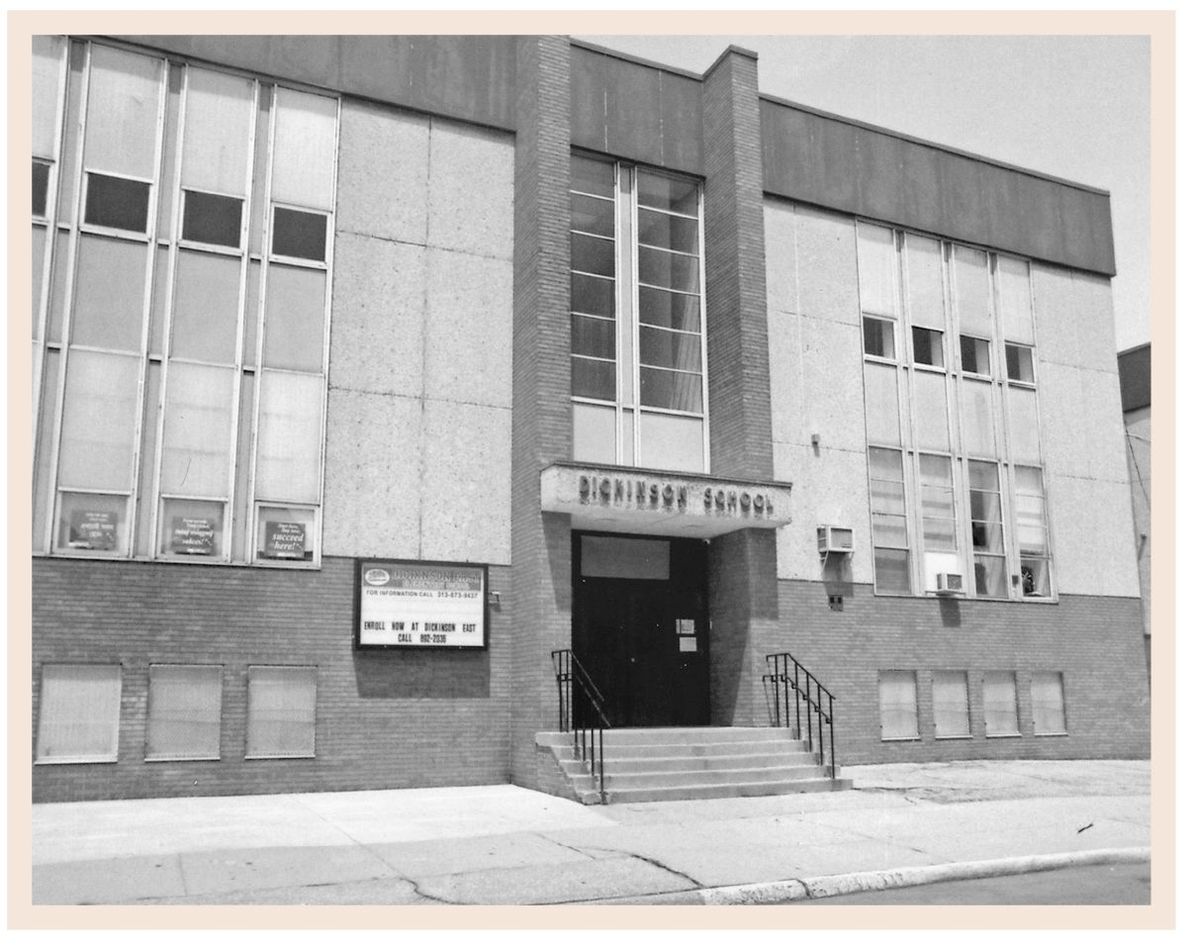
[357,560,487,649]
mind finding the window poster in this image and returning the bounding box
[68,509,117,550]
[171,516,215,555]
[264,521,306,559]
[356,559,488,650]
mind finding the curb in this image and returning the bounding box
[589,847,1151,906]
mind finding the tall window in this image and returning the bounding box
[31,40,338,567]
[569,154,707,472]
[868,448,911,593]
[858,222,1052,599]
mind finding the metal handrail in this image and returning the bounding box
[551,649,610,803]
[764,652,837,772]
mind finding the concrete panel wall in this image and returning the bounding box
[1034,265,1138,598]
[325,100,513,565]
[765,199,870,581]
[570,43,703,174]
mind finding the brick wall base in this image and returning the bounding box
[32,557,512,803]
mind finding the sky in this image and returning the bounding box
[580,33,1153,353]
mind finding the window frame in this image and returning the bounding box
[1005,341,1036,387]
[267,202,330,268]
[80,169,155,239]
[178,187,246,253]
[32,41,337,571]
[862,315,898,362]
[856,220,1054,601]
[867,446,913,595]
[958,333,992,377]
[569,153,710,473]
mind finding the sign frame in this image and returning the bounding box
[354,558,489,651]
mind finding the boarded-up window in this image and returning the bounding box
[1031,672,1066,734]
[879,670,918,740]
[983,670,1019,736]
[246,666,317,758]
[933,671,970,737]
[36,664,122,763]
[146,665,222,760]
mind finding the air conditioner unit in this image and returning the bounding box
[817,526,854,556]
[935,572,964,595]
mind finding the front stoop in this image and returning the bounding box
[534,727,852,804]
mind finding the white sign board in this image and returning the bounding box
[356,559,487,649]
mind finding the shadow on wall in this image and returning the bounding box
[353,648,490,698]
[820,554,854,611]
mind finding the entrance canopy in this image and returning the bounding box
[540,462,792,538]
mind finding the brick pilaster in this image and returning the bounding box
[701,46,774,481]
[509,36,575,787]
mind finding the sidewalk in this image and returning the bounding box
[29,759,1150,906]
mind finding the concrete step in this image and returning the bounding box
[600,740,814,760]
[536,726,849,805]
[602,764,828,789]
[604,777,854,804]
[597,726,799,745]
[596,752,819,774]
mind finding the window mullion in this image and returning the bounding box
[224,78,259,564]
[245,84,276,564]
[623,164,639,466]
[41,43,94,555]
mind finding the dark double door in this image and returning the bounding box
[572,534,710,728]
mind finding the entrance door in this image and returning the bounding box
[572,533,709,728]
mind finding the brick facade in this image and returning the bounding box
[32,558,513,802]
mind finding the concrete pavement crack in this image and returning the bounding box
[406,879,457,905]
[553,841,703,890]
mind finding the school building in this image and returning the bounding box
[30,35,1149,803]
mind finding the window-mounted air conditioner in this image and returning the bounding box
[817,526,854,556]
[935,572,964,595]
